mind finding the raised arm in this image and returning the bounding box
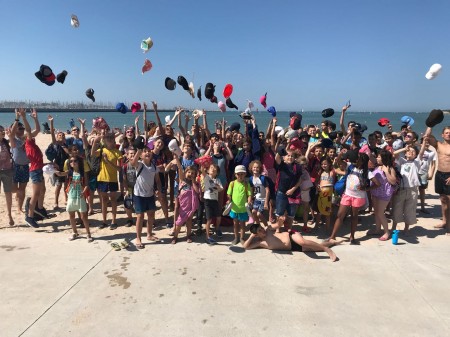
[142,102,148,138]
[20,109,33,140]
[202,110,211,139]
[29,109,40,138]
[152,101,165,136]
[78,118,89,151]
[134,115,140,136]
[339,105,348,134]
[48,114,57,144]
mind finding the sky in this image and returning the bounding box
[1,0,450,112]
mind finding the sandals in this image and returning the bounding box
[69,233,79,241]
[136,243,145,249]
[125,219,133,227]
[120,240,129,248]
[111,242,121,251]
[147,235,159,242]
[187,236,193,243]
[87,236,94,243]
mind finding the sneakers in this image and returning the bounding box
[206,237,217,245]
[110,223,118,230]
[231,237,239,245]
[166,222,173,229]
[99,223,108,229]
[216,229,223,238]
[125,219,133,227]
[35,207,48,219]
[25,216,39,228]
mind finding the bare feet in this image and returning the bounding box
[434,223,446,229]
[367,229,383,236]
[147,235,159,242]
[9,217,14,226]
[446,232,450,236]
[324,247,338,262]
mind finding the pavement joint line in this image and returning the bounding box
[18,248,113,336]
[383,247,450,331]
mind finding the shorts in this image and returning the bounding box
[252,199,265,213]
[133,195,156,214]
[419,172,428,189]
[13,163,29,184]
[340,194,366,208]
[88,175,97,191]
[391,187,418,225]
[204,199,220,220]
[30,169,44,184]
[97,181,119,193]
[275,191,298,218]
[289,233,303,252]
[229,210,249,222]
[54,173,66,186]
[435,171,450,195]
[0,169,13,193]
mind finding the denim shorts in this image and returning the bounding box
[275,191,298,218]
[97,181,119,193]
[30,169,44,184]
[252,199,265,213]
[229,210,249,222]
[133,195,156,214]
[13,163,29,184]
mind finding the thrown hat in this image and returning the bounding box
[392,139,404,151]
[210,96,218,104]
[194,155,213,168]
[321,108,334,118]
[359,124,368,133]
[267,106,276,117]
[197,86,202,101]
[124,194,133,209]
[116,103,128,114]
[142,59,152,74]
[133,136,146,150]
[189,82,195,98]
[85,88,95,102]
[43,164,57,175]
[223,84,233,98]
[274,126,284,135]
[165,115,171,124]
[229,122,240,132]
[239,111,252,120]
[218,101,226,112]
[289,113,302,130]
[425,63,442,80]
[234,165,247,174]
[260,92,267,108]
[165,77,176,90]
[426,109,445,127]
[131,102,141,113]
[226,97,238,110]
[35,64,55,86]
[401,115,415,126]
[378,118,390,127]
[192,109,203,118]
[205,83,216,99]
[285,130,298,140]
[168,139,182,156]
[70,14,79,28]
[141,37,153,53]
[247,100,254,110]
[146,139,154,150]
[56,70,68,84]
[177,76,189,91]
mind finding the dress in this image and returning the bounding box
[66,172,87,212]
[175,180,200,226]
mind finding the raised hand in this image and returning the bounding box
[48,114,54,122]
[30,108,38,119]
[151,101,157,111]
[78,118,86,125]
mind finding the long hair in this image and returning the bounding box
[357,153,369,182]
[379,149,394,168]
[68,156,85,181]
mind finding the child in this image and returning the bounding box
[172,160,200,244]
[130,146,162,249]
[56,156,93,242]
[122,147,137,227]
[227,165,252,245]
[0,125,14,226]
[314,156,335,232]
[249,160,269,228]
[203,164,224,244]
[298,156,313,232]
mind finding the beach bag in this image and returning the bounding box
[334,164,354,196]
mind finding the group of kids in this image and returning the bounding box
[0,102,440,261]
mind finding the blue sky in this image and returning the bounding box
[1,0,450,112]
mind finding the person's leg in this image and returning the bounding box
[146,210,158,240]
[186,217,193,242]
[157,191,170,224]
[54,182,62,208]
[233,219,239,241]
[419,186,426,210]
[258,211,268,228]
[80,212,92,239]
[403,188,418,232]
[5,191,13,225]
[329,205,350,241]
[291,233,337,262]
[28,182,40,218]
[172,225,182,242]
[376,199,390,239]
[98,191,109,223]
[37,181,45,209]
[68,212,78,238]
[251,209,260,224]
[435,194,449,229]
[350,207,360,242]
[205,218,212,240]
[168,170,175,211]
[17,182,27,213]
[109,191,119,226]
[239,220,245,242]
[445,195,450,234]
[216,191,224,233]
[135,213,144,246]
[370,197,383,234]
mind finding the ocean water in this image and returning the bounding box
[0,110,433,136]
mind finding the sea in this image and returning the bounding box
[0,110,434,136]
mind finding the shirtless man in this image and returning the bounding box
[427,126,450,234]
[243,224,338,262]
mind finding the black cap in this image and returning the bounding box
[229,122,240,132]
[165,77,176,90]
[343,150,358,163]
[133,136,146,150]
[197,86,202,101]
[426,109,444,128]
[321,108,335,118]
[177,76,189,91]
[85,88,95,102]
[56,70,68,84]
[210,95,218,103]
[35,64,55,86]
[205,82,215,99]
[226,97,238,110]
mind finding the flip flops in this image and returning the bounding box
[111,242,121,251]
[69,233,79,241]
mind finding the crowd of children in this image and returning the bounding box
[1,102,444,260]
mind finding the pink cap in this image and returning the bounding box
[131,102,141,113]
[218,101,226,112]
[260,92,267,108]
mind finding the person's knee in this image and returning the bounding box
[440,195,449,205]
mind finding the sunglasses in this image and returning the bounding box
[126,130,134,134]
[405,135,412,138]
[72,128,79,132]
[69,159,78,163]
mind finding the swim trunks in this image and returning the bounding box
[289,233,303,252]
[435,171,450,195]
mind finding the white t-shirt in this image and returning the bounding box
[250,175,267,201]
[133,162,158,197]
[203,176,223,200]
[344,166,367,199]
[396,157,420,188]
[419,149,436,175]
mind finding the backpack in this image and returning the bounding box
[334,164,355,196]
[45,143,57,161]
[86,146,103,177]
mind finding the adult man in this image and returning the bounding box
[243,224,338,262]
[427,126,450,234]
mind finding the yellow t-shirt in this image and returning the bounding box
[96,148,122,183]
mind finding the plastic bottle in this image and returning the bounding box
[392,230,400,245]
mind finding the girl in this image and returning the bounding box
[227,165,253,245]
[130,146,162,249]
[367,150,397,241]
[298,156,313,233]
[314,156,335,232]
[122,148,137,227]
[249,160,269,228]
[151,137,171,228]
[0,125,14,226]
[172,161,200,244]
[56,156,93,242]
[203,164,223,244]
[327,152,369,244]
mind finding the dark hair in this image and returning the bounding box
[379,149,394,167]
[318,156,333,177]
[68,156,85,183]
[373,130,382,138]
[321,120,329,126]
[401,125,408,130]
[250,223,261,234]
[209,163,220,175]
[356,153,369,182]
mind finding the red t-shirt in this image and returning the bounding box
[25,138,44,171]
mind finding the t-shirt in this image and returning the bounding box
[419,149,436,175]
[96,148,122,182]
[249,175,267,200]
[0,141,13,170]
[203,176,223,200]
[227,180,252,213]
[277,161,302,193]
[344,166,366,199]
[66,137,85,155]
[123,162,137,190]
[369,168,392,201]
[25,138,44,172]
[212,153,227,186]
[12,137,30,165]
[133,162,158,197]
[396,157,420,188]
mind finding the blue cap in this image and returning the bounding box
[267,106,276,117]
[116,102,128,114]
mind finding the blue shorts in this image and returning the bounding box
[229,210,249,222]
[30,169,44,184]
[252,199,265,213]
[275,191,298,218]
[13,164,29,184]
[133,195,156,214]
[97,181,119,193]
